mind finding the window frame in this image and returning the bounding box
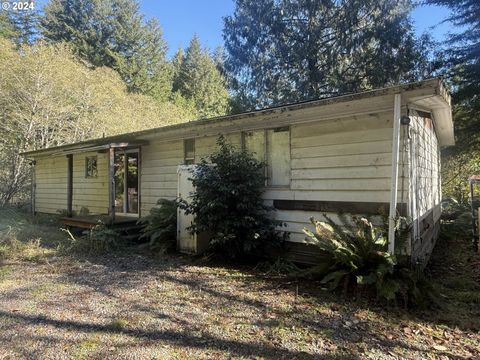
[184,138,195,165]
[242,126,291,188]
[85,156,98,178]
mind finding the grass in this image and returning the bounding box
[0,207,478,359]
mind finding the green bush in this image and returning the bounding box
[303,215,395,295]
[138,199,177,254]
[61,222,121,255]
[180,136,286,261]
[303,215,440,307]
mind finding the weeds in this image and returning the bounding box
[60,223,123,255]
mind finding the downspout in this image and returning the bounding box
[388,94,402,253]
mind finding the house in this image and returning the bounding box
[21,78,454,265]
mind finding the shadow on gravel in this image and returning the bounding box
[0,309,354,360]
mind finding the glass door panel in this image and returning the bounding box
[126,153,139,213]
[114,150,139,215]
[114,152,125,213]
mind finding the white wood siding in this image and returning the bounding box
[35,156,68,214]
[273,111,395,242]
[141,140,184,214]
[72,152,109,215]
[141,133,242,215]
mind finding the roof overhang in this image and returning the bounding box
[406,79,454,146]
[22,141,149,158]
[21,77,454,158]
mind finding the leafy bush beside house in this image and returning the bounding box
[303,215,438,307]
[138,199,177,254]
[180,136,287,261]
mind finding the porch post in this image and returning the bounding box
[108,147,116,224]
[388,93,402,253]
[67,154,73,218]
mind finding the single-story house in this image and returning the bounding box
[21,78,454,265]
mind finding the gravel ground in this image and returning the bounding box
[0,246,479,360]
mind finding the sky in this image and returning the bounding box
[138,1,454,58]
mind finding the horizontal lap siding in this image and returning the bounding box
[35,156,68,214]
[72,152,109,215]
[141,140,183,214]
[271,111,395,243]
[140,133,242,215]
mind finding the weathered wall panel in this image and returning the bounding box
[35,156,68,214]
[71,152,109,215]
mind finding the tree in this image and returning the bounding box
[172,35,230,118]
[425,0,480,200]
[0,8,39,44]
[223,0,434,109]
[0,38,191,205]
[41,0,171,100]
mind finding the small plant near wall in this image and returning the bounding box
[61,222,121,255]
[138,199,177,254]
[180,136,287,261]
[303,215,439,308]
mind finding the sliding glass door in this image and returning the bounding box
[114,149,139,215]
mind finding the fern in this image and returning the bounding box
[138,199,177,254]
[303,215,396,298]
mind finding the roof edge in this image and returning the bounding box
[22,77,450,157]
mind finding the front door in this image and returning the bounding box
[114,149,139,215]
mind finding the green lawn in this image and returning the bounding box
[0,208,479,359]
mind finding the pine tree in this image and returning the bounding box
[172,36,230,118]
[426,0,480,200]
[223,0,434,109]
[0,9,38,44]
[426,0,479,102]
[41,0,171,100]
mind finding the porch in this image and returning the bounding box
[60,215,139,230]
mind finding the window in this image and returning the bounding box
[85,156,98,178]
[243,127,291,187]
[184,138,195,165]
[267,127,291,186]
[243,130,265,162]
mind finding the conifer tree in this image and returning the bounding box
[41,0,171,100]
[172,36,230,118]
[223,0,433,109]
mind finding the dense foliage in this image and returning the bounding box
[41,0,172,100]
[303,216,438,307]
[0,38,191,205]
[181,137,286,261]
[171,36,230,118]
[303,216,396,294]
[223,0,434,109]
[426,0,480,201]
[138,199,177,254]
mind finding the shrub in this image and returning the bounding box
[181,136,286,261]
[61,222,121,255]
[138,199,177,254]
[303,215,439,307]
[303,215,395,296]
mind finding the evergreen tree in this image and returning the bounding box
[0,9,38,44]
[41,0,171,100]
[426,0,480,200]
[426,0,479,102]
[223,0,433,109]
[0,12,16,39]
[172,36,230,118]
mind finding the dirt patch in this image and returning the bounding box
[0,248,478,359]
